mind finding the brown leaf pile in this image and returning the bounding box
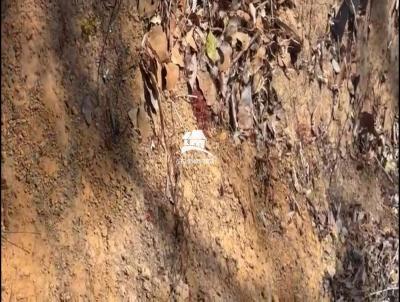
[136,0,303,142]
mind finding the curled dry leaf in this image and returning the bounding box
[218,41,232,72]
[197,70,217,108]
[171,43,185,67]
[249,3,257,25]
[147,25,169,62]
[164,63,180,91]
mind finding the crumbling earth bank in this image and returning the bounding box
[1,0,398,301]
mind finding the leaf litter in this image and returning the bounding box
[132,1,399,300]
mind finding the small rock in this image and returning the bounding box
[71,106,78,115]
[100,225,107,238]
[174,279,189,302]
[143,280,151,291]
[81,96,93,125]
[140,266,151,279]
[123,267,130,276]
[60,292,71,302]
[326,264,336,278]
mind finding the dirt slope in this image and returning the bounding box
[1,0,398,301]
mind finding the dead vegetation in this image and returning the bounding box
[1,0,398,300]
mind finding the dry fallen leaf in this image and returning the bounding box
[249,3,257,25]
[236,10,251,23]
[128,107,138,128]
[219,71,229,98]
[252,71,264,94]
[332,59,341,73]
[147,25,169,62]
[206,31,219,63]
[164,63,179,91]
[197,70,217,107]
[144,79,159,112]
[275,19,302,45]
[137,103,152,140]
[141,60,160,112]
[255,16,263,30]
[150,14,161,25]
[138,0,158,18]
[282,49,291,67]
[185,28,198,52]
[232,31,250,49]
[132,68,145,105]
[277,54,286,68]
[195,27,206,44]
[218,41,232,72]
[171,44,185,67]
[156,60,163,88]
[251,46,266,74]
[225,18,240,38]
[170,14,182,39]
[237,106,253,130]
[185,53,198,90]
[237,84,253,130]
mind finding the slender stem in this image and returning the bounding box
[3,231,40,235]
[368,287,399,297]
[2,237,31,254]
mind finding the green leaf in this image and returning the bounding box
[206,32,219,63]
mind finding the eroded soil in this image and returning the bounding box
[1,0,398,301]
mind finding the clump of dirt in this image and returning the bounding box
[1,0,398,301]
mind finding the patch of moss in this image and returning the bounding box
[80,16,97,42]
